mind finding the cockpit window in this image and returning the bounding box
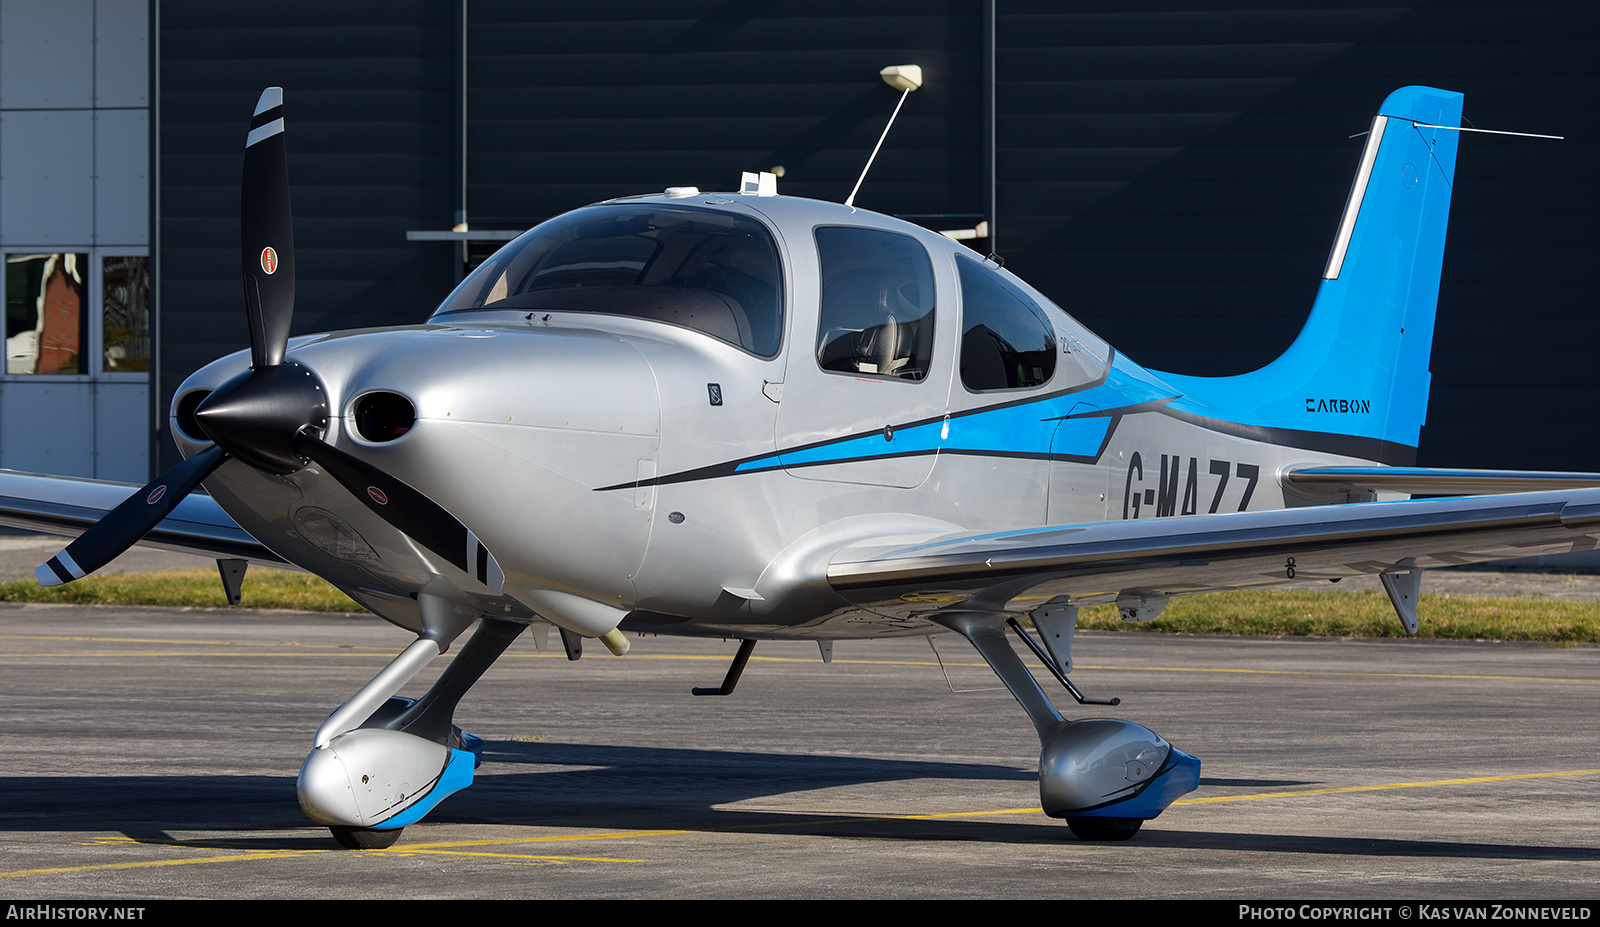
[436,205,784,357]
[814,226,935,381]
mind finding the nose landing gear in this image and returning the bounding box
[297,614,526,847]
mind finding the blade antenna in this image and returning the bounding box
[844,65,923,208]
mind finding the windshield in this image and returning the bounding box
[436,204,784,356]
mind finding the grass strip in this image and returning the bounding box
[1074,589,1600,643]
[1,571,1597,642]
[0,568,363,612]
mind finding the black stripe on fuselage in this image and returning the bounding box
[1156,408,1418,467]
[595,347,1413,491]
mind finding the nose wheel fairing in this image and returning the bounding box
[298,728,478,830]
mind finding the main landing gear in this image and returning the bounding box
[297,596,526,848]
[936,606,1200,840]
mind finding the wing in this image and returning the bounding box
[0,469,285,566]
[826,488,1600,618]
[1284,466,1600,496]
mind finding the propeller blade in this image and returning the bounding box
[37,445,230,587]
[241,86,295,370]
[291,433,505,594]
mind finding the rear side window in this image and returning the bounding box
[813,227,936,381]
[957,258,1056,391]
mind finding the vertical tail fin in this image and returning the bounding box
[1159,86,1464,465]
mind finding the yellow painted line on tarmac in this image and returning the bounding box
[3,639,1596,685]
[389,849,645,863]
[1172,767,1600,805]
[1071,663,1599,684]
[392,829,692,851]
[0,833,654,879]
[1,849,324,878]
[9,768,1599,879]
[0,634,375,648]
[2,652,427,659]
[677,652,1600,685]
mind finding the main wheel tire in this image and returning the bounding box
[1065,816,1142,841]
[330,825,403,850]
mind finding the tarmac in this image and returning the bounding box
[0,542,1596,899]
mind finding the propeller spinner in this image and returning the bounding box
[38,88,503,595]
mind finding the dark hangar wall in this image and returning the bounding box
[157,1,1599,473]
[992,1,1600,470]
[156,1,459,469]
[464,1,984,233]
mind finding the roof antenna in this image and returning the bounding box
[845,65,923,208]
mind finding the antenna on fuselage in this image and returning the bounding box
[844,64,923,208]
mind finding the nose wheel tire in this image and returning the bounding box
[1065,817,1142,841]
[330,825,404,850]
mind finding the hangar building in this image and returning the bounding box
[0,1,1594,481]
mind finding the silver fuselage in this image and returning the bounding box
[171,194,1379,640]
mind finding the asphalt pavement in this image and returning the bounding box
[1,603,1595,899]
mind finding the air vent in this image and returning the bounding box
[352,392,416,443]
[174,390,213,442]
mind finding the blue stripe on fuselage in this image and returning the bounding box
[739,354,1177,474]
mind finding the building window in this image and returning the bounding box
[101,255,150,372]
[5,253,88,374]
[2,251,148,377]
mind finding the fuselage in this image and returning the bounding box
[171,193,1380,641]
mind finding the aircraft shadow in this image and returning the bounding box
[3,740,1594,862]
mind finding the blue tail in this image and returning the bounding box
[1158,86,1464,465]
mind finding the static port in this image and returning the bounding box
[352,392,416,443]
[174,390,213,442]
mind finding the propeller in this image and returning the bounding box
[38,88,503,595]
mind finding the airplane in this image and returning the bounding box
[1,83,1595,850]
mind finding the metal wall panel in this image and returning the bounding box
[0,110,95,245]
[95,0,150,108]
[0,382,95,477]
[0,0,94,109]
[92,380,148,480]
[94,108,149,245]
